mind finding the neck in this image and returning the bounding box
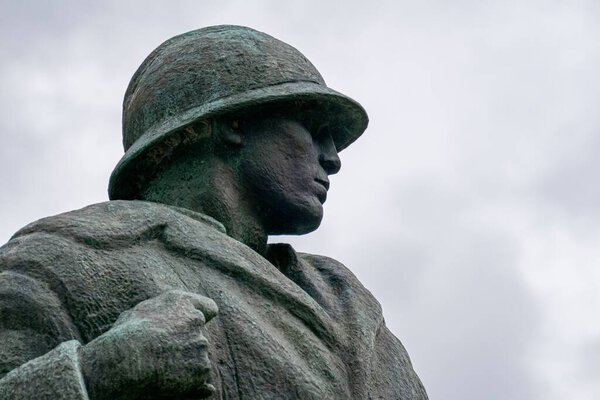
[194,167,268,255]
[141,156,268,255]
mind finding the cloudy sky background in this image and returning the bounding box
[1,1,599,398]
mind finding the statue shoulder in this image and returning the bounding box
[297,251,384,316]
[0,202,149,279]
[10,201,174,243]
[7,200,224,249]
[0,200,206,284]
[298,252,367,287]
[0,200,221,340]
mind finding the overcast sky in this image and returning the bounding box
[1,1,600,399]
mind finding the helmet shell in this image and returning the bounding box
[109,25,368,200]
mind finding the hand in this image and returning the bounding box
[79,290,218,400]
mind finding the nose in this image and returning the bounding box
[318,132,341,175]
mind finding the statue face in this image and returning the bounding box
[237,114,341,235]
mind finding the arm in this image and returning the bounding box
[0,340,89,399]
[0,270,217,399]
[0,270,89,399]
[79,290,218,400]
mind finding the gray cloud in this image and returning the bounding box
[2,1,600,399]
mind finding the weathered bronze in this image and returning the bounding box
[0,26,428,399]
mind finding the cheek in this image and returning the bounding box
[238,151,287,199]
[281,138,319,172]
[256,142,315,180]
[279,152,318,191]
[239,130,319,198]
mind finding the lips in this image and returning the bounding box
[314,178,329,203]
[314,178,330,190]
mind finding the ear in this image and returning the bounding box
[214,118,243,147]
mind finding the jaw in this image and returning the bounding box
[265,199,324,236]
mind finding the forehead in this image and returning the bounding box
[232,101,330,135]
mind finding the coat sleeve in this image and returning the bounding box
[0,270,90,399]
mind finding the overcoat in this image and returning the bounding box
[0,200,427,399]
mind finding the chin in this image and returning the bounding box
[292,217,322,235]
[268,203,324,235]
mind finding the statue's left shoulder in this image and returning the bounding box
[296,252,384,324]
[298,253,381,302]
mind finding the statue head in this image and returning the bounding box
[108,25,368,241]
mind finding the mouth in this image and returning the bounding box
[314,178,330,191]
[314,178,329,204]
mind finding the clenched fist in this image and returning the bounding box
[79,290,218,400]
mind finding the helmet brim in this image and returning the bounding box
[108,80,368,200]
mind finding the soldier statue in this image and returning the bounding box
[0,25,428,399]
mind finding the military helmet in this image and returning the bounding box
[108,25,368,200]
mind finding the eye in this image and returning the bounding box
[313,123,330,139]
[301,117,328,139]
